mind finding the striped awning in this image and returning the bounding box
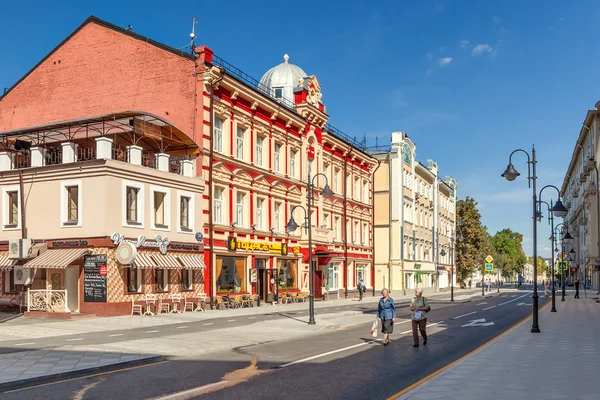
[23,248,91,269]
[0,256,17,271]
[178,255,206,270]
[131,253,157,269]
[151,254,182,269]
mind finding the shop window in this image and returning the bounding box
[127,268,141,293]
[214,188,224,224]
[277,260,298,290]
[256,136,264,167]
[182,269,193,291]
[216,256,246,294]
[236,127,244,160]
[325,263,339,291]
[4,270,16,293]
[214,117,224,153]
[356,265,366,286]
[156,269,168,292]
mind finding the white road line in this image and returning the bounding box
[227,319,236,322]
[477,302,488,305]
[482,305,497,311]
[400,321,445,334]
[203,322,214,326]
[279,342,370,368]
[145,330,159,333]
[66,338,84,342]
[176,326,188,329]
[15,342,35,346]
[498,292,530,306]
[511,295,517,297]
[149,381,230,400]
[453,311,477,320]
[108,334,124,337]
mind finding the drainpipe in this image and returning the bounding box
[387,153,392,295]
[19,170,26,239]
[371,158,382,297]
[343,146,350,299]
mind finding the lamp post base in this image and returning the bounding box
[308,294,316,325]
[530,326,541,333]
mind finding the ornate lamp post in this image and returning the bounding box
[554,223,573,302]
[538,200,557,312]
[286,165,334,325]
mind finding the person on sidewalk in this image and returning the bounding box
[410,288,431,348]
[377,288,396,346]
[357,280,366,301]
[544,281,549,300]
[575,279,581,299]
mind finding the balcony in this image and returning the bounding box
[313,226,333,242]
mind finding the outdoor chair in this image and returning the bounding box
[157,298,170,314]
[131,298,143,316]
[183,295,196,312]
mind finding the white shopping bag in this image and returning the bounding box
[370,319,378,338]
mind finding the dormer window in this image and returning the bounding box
[274,88,283,99]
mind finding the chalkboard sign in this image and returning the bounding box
[84,254,107,303]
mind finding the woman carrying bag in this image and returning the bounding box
[377,288,396,346]
[410,288,430,347]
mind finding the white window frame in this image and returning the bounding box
[353,221,359,243]
[334,169,339,192]
[236,127,245,160]
[236,192,246,227]
[214,187,224,225]
[322,213,330,229]
[334,217,340,241]
[182,268,193,291]
[289,150,297,178]
[122,180,144,228]
[256,136,264,167]
[354,178,359,200]
[151,185,171,231]
[177,190,195,234]
[156,269,169,292]
[2,185,20,231]
[274,143,281,173]
[214,117,224,153]
[256,197,265,230]
[362,181,368,203]
[274,201,281,232]
[362,223,368,245]
[60,180,83,228]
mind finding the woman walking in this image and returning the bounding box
[377,288,396,346]
[410,288,430,347]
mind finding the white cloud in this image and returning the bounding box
[460,40,470,48]
[439,57,453,67]
[492,16,501,24]
[426,52,434,61]
[472,44,493,56]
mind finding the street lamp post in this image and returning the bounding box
[538,200,557,312]
[587,158,600,293]
[562,241,576,301]
[554,223,573,302]
[286,166,334,325]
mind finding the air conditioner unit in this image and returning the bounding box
[8,239,32,259]
[13,266,31,285]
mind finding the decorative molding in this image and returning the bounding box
[286,120,293,128]
[251,101,259,111]
[271,111,278,120]
[231,90,240,100]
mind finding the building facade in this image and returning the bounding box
[372,132,457,294]
[560,101,600,289]
[0,16,376,315]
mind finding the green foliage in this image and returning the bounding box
[527,256,549,277]
[488,228,527,277]
[456,197,488,285]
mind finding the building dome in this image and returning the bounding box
[260,54,307,103]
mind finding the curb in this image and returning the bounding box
[0,355,165,393]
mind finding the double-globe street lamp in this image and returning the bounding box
[553,223,574,302]
[439,231,462,303]
[286,167,334,325]
[502,147,568,333]
[562,241,577,300]
[537,200,557,312]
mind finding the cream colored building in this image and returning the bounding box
[560,101,600,290]
[372,132,457,294]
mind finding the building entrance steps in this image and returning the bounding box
[393,297,600,400]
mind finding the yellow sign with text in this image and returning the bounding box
[227,237,289,255]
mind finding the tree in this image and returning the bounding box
[456,197,488,286]
[527,256,549,277]
[488,229,527,278]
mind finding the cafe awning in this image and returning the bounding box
[0,256,17,271]
[151,254,182,269]
[23,248,91,269]
[177,255,206,270]
[127,253,156,269]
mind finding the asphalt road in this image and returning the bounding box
[4,291,547,400]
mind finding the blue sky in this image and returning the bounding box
[1,1,598,257]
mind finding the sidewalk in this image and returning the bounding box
[394,295,600,400]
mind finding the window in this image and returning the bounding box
[256,198,264,230]
[274,144,281,173]
[66,186,78,223]
[182,269,193,291]
[356,265,366,286]
[214,117,224,153]
[180,196,191,231]
[333,169,339,192]
[216,256,246,293]
[334,217,340,241]
[126,186,140,225]
[323,163,330,183]
[153,191,167,228]
[277,260,298,289]
[354,178,359,200]
[236,128,244,160]
[274,87,283,99]
[127,268,141,293]
[156,269,168,292]
[256,136,264,167]
[362,223,368,244]
[362,182,368,203]
[353,221,359,243]
[322,213,330,229]
[214,188,223,224]
[325,263,339,290]
[274,202,281,232]
[4,270,16,293]
[7,191,18,226]
[236,192,245,227]
[289,151,297,178]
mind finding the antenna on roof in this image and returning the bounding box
[126,25,133,31]
[190,17,197,55]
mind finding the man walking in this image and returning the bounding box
[357,279,366,301]
[575,279,580,299]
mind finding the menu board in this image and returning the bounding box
[84,254,107,303]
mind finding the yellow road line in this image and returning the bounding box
[386,300,550,400]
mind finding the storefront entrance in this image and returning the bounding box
[257,268,277,303]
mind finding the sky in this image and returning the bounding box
[1,0,598,257]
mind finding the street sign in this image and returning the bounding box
[462,318,495,327]
[485,255,493,263]
[558,261,568,271]
[559,253,567,260]
[485,263,494,272]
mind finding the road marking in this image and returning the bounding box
[511,295,517,297]
[279,342,370,368]
[453,311,477,320]
[149,380,230,400]
[498,292,530,306]
[482,305,497,310]
[177,326,188,329]
[461,318,494,327]
[227,319,236,322]
[66,338,84,342]
[477,302,488,305]
[108,334,124,337]
[248,317,256,320]
[400,321,445,334]
[145,330,159,333]
[517,302,531,306]
[203,322,214,326]
[15,342,35,346]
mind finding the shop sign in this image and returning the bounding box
[111,233,170,255]
[414,264,421,270]
[250,269,257,283]
[84,254,107,303]
[292,246,301,255]
[226,237,289,255]
[51,240,89,247]
[170,243,201,251]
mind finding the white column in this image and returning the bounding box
[30,147,46,167]
[95,137,113,159]
[127,145,142,165]
[156,153,169,172]
[0,152,13,171]
[181,159,194,177]
[61,142,78,163]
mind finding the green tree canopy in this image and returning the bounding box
[456,197,488,285]
[527,256,550,277]
[488,228,527,277]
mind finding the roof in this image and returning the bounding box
[259,54,308,104]
[0,15,195,101]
